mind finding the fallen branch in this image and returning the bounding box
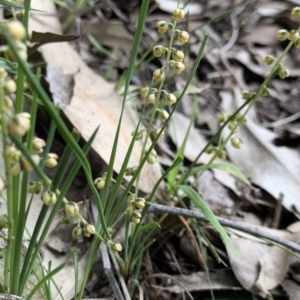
[148,203,300,253]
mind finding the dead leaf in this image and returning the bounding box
[30,0,163,195]
[46,67,75,109]
[155,0,203,15]
[281,279,300,300]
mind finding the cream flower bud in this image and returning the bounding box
[261,86,269,96]
[32,137,46,154]
[172,8,185,21]
[153,45,165,57]
[228,121,238,131]
[134,197,146,209]
[291,7,300,18]
[277,29,289,41]
[7,112,31,136]
[8,145,21,161]
[0,177,5,195]
[45,153,58,168]
[4,97,13,108]
[204,145,214,154]
[288,30,299,41]
[20,154,40,171]
[145,93,156,103]
[10,161,21,176]
[153,69,166,82]
[112,242,122,252]
[156,21,168,34]
[172,62,185,75]
[28,181,43,194]
[7,41,27,61]
[172,49,184,62]
[140,87,150,98]
[177,31,189,43]
[42,191,57,206]
[231,137,242,149]
[147,151,157,164]
[94,177,105,189]
[64,202,79,217]
[5,79,17,94]
[6,20,26,40]
[217,114,227,123]
[0,68,7,78]
[156,109,169,122]
[164,93,177,106]
[86,224,96,235]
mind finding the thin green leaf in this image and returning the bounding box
[136,222,160,236]
[179,185,239,255]
[210,162,251,186]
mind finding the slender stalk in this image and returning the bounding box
[0,79,13,292]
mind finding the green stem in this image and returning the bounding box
[0,79,13,292]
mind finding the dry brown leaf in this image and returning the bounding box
[221,88,300,213]
[30,0,162,195]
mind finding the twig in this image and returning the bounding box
[271,193,283,229]
[148,203,300,253]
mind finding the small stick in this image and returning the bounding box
[271,193,283,229]
[148,203,300,253]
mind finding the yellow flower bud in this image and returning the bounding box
[156,21,168,34]
[153,69,166,82]
[7,41,27,61]
[4,96,13,108]
[42,191,57,206]
[45,153,58,168]
[7,112,31,136]
[86,224,96,235]
[172,62,185,75]
[94,177,105,189]
[147,151,157,164]
[231,137,242,149]
[291,7,300,18]
[130,211,141,224]
[172,8,185,21]
[145,93,156,103]
[277,29,289,41]
[64,202,79,217]
[151,127,164,139]
[288,30,299,41]
[10,161,21,176]
[172,49,184,62]
[6,20,26,40]
[228,121,238,131]
[177,31,189,43]
[5,79,17,94]
[204,145,214,154]
[134,197,146,209]
[140,87,150,98]
[20,154,40,171]
[28,181,43,194]
[295,37,300,48]
[217,114,227,123]
[164,93,177,105]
